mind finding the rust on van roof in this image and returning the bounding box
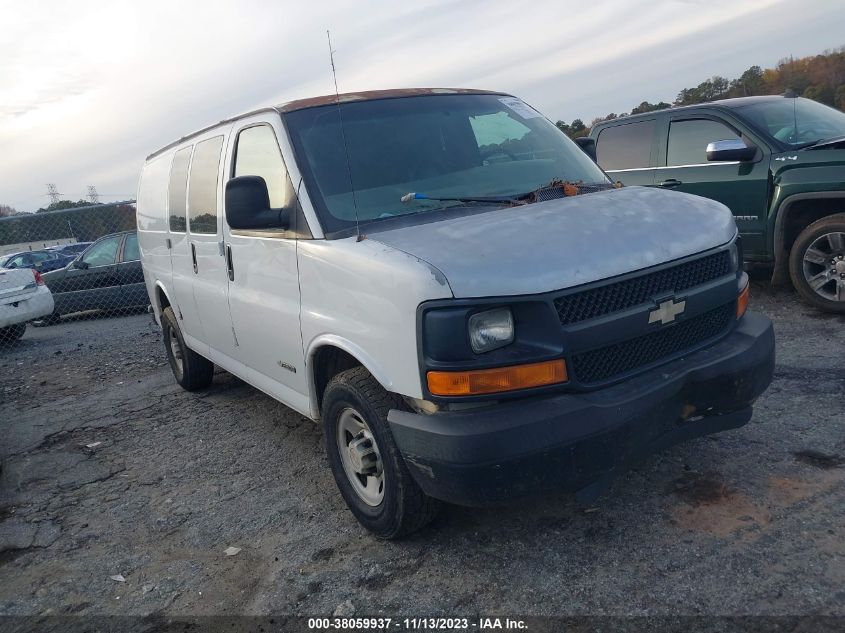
[146,89,507,161]
[276,88,507,112]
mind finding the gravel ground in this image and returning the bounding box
[0,280,843,621]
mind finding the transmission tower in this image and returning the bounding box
[86,185,100,204]
[46,184,62,205]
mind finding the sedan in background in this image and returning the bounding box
[0,249,72,273]
[47,242,93,256]
[40,231,147,322]
[0,268,54,343]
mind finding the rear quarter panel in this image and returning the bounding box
[136,152,174,322]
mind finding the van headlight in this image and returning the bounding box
[468,307,514,354]
[730,237,743,271]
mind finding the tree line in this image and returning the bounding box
[0,203,137,247]
[556,46,845,138]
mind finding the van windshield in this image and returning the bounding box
[284,93,609,234]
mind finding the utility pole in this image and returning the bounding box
[86,185,100,204]
[46,184,62,205]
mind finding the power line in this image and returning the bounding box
[46,184,62,205]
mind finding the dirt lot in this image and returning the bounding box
[1,280,843,622]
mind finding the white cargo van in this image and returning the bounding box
[138,89,775,538]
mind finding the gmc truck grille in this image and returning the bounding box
[571,302,735,384]
[554,250,732,325]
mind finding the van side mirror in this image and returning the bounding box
[706,139,756,162]
[574,137,597,162]
[74,260,89,269]
[225,176,289,230]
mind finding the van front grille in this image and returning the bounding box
[554,250,732,325]
[570,302,735,384]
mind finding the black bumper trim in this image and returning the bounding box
[388,312,775,506]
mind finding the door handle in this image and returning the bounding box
[190,243,198,274]
[226,245,234,282]
[657,178,682,188]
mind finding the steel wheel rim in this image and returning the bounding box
[168,327,184,377]
[336,407,384,507]
[802,231,845,302]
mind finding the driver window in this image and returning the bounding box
[233,125,289,208]
[667,119,740,166]
[82,236,119,267]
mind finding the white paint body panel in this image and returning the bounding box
[298,238,452,410]
[367,186,737,298]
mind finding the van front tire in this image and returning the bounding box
[322,367,440,539]
[161,306,214,390]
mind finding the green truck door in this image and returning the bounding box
[653,115,770,258]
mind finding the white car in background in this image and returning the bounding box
[0,268,54,343]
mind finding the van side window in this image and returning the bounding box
[188,136,225,234]
[137,155,170,232]
[667,119,741,166]
[168,147,192,232]
[595,120,656,171]
[233,126,289,208]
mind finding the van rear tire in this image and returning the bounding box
[161,306,214,390]
[322,367,440,539]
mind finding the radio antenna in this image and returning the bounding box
[327,30,362,240]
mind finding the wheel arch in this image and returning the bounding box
[151,281,173,325]
[771,192,845,285]
[306,336,394,420]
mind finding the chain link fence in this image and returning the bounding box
[0,202,147,345]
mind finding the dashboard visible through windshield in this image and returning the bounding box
[284,93,609,234]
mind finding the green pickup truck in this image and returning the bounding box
[589,95,845,312]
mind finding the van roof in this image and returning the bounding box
[276,87,506,112]
[146,88,506,161]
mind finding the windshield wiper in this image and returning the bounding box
[400,192,522,205]
[399,181,618,208]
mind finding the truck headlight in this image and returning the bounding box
[468,307,514,354]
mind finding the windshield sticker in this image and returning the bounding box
[498,97,542,119]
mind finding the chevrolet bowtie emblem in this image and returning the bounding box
[649,299,686,325]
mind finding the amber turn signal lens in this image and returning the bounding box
[737,282,750,319]
[427,359,568,396]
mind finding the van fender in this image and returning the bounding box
[305,334,394,419]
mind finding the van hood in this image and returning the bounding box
[367,186,736,298]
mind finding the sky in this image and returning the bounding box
[1,0,843,212]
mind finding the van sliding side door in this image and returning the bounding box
[186,132,237,360]
[167,145,207,350]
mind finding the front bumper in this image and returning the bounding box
[387,312,775,506]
